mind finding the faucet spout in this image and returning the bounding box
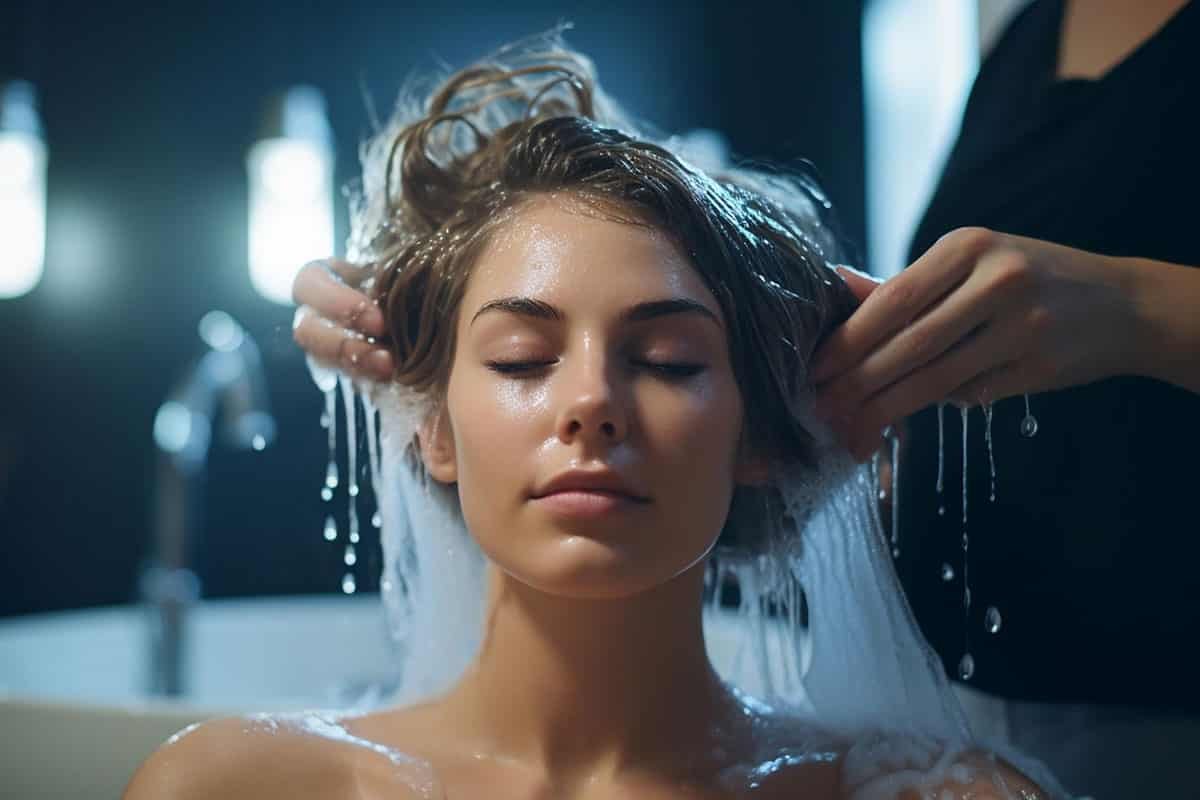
[143,310,275,697]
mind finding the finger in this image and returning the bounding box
[845,320,1017,459]
[816,261,998,417]
[946,362,1027,408]
[326,258,369,287]
[834,265,881,304]
[810,228,993,384]
[292,259,386,337]
[292,305,394,381]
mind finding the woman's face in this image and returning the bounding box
[421,196,756,599]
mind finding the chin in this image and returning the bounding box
[502,536,677,600]
[505,533,710,600]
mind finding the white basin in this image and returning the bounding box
[0,595,398,799]
[0,594,761,799]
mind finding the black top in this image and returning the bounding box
[897,0,1200,711]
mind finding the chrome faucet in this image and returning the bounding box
[142,311,276,697]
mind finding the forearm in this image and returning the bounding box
[1126,256,1200,394]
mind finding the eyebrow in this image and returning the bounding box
[469,296,723,329]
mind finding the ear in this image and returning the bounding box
[416,404,458,484]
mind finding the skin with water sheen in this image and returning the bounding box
[124,201,1045,800]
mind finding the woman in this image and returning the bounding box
[129,37,1054,798]
[808,2,1200,796]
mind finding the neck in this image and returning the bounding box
[440,558,734,784]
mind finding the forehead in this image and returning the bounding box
[463,197,716,312]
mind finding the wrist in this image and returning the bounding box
[1123,256,1200,392]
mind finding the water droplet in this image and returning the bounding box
[321,487,333,502]
[323,515,337,541]
[349,484,359,497]
[985,606,1002,634]
[380,578,392,592]
[892,547,900,559]
[343,544,357,566]
[957,653,975,680]
[319,412,331,429]
[251,434,266,451]
[325,461,339,489]
[341,573,356,594]
[349,531,360,544]
[878,489,887,501]
[938,505,946,516]
[941,563,955,581]
[371,510,382,528]
[1020,394,1038,438]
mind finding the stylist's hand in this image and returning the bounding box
[291,259,394,382]
[811,227,1149,461]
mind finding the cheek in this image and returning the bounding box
[446,370,546,517]
[638,376,744,543]
[643,375,743,472]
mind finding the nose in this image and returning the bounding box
[554,353,628,447]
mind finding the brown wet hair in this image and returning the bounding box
[352,36,858,549]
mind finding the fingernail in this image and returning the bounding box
[368,349,393,378]
[362,305,385,335]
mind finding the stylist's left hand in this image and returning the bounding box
[810,227,1148,461]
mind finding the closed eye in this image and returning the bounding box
[483,360,705,379]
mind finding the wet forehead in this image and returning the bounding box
[465,198,718,320]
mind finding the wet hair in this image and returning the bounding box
[350,32,858,549]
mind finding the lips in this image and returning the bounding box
[532,469,649,502]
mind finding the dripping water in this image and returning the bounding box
[983,403,996,502]
[985,606,1002,634]
[339,376,361,548]
[325,387,338,498]
[890,432,900,558]
[936,403,945,516]
[339,375,361,592]
[960,406,972,679]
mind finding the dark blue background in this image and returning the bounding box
[0,1,865,616]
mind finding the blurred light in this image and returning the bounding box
[247,86,334,305]
[198,309,245,352]
[0,81,47,299]
[863,0,978,277]
[154,400,203,454]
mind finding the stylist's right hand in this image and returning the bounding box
[291,259,394,382]
[810,227,1155,461]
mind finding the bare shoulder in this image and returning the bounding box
[122,713,437,800]
[909,752,1048,800]
[712,710,846,799]
[842,730,1049,800]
